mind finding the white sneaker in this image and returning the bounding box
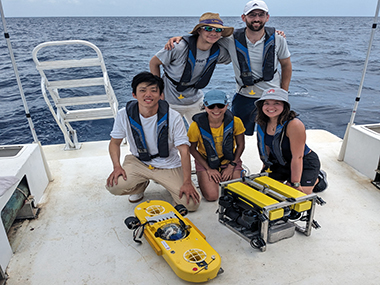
[129,192,144,203]
[128,181,149,203]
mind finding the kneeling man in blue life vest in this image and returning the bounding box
[105,72,200,211]
[188,90,246,201]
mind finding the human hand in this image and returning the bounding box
[206,168,222,184]
[106,166,126,187]
[286,182,304,193]
[164,36,183,50]
[179,181,200,205]
[276,30,286,38]
[221,165,234,181]
[295,186,305,193]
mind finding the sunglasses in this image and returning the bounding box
[202,26,224,33]
[207,103,226,109]
[247,12,267,18]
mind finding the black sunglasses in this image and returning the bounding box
[207,103,226,109]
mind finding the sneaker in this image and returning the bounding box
[128,180,149,203]
[313,170,328,193]
[128,192,144,203]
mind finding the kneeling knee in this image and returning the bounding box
[203,194,218,202]
[105,184,124,196]
[186,201,200,212]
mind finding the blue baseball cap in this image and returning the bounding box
[203,90,228,107]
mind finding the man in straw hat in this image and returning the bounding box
[165,1,292,136]
[150,12,233,126]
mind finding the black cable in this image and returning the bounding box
[250,235,266,249]
[132,220,157,244]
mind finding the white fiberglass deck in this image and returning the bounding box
[4,130,380,284]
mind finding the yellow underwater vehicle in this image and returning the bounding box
[218,173,326,251]
[124,200,223,283]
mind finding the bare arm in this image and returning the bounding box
[106,138,126,187]
[233,133,245,163]
[279,57,292,91]
[221,133,245,180]
[149,55,163,77]
[177,144,200,204]
[287,119,307,192]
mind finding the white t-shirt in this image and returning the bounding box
[155,39,231,106]
[110,104,190,169]
[219,30,291,98]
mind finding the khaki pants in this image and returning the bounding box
[106,155,199,211]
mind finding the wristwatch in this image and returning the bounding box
[229,161,237,167]
[290,182,300,188]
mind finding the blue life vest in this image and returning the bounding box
[165,35,220,92]
[233,27,276,87]
[192,110,235,169]
[257,120,310,167]
[126,100,169,161]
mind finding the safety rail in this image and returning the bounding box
[32,40,118,150]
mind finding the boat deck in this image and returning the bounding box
[4,130,380,284]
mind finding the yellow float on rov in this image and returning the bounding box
[254,176,312,213]
[218,174,325,252]
[125,200,222,283]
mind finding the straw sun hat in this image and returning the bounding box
[189,12,234,37]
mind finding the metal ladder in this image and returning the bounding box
[32,40,118,150]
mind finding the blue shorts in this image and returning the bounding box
[231,93,258,136]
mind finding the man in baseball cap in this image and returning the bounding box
[227,0,292,136]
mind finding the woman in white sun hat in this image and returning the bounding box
[255,88,327,194]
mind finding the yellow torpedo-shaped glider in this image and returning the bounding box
[125,200,222,283]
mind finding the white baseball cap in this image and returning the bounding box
[255,88,290,107]
[244,0,269,15]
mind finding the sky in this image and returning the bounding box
[1,0,379,17]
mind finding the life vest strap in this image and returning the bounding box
[238,69,277,92]
[164,71,180,87]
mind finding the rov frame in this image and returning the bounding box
[218,173,325,252]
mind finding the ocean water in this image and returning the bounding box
[0,16,379,146]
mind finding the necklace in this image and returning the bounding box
[268,123,276,132]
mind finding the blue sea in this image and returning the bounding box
[1,16,379,146]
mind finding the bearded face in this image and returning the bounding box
[243,11,268,32]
